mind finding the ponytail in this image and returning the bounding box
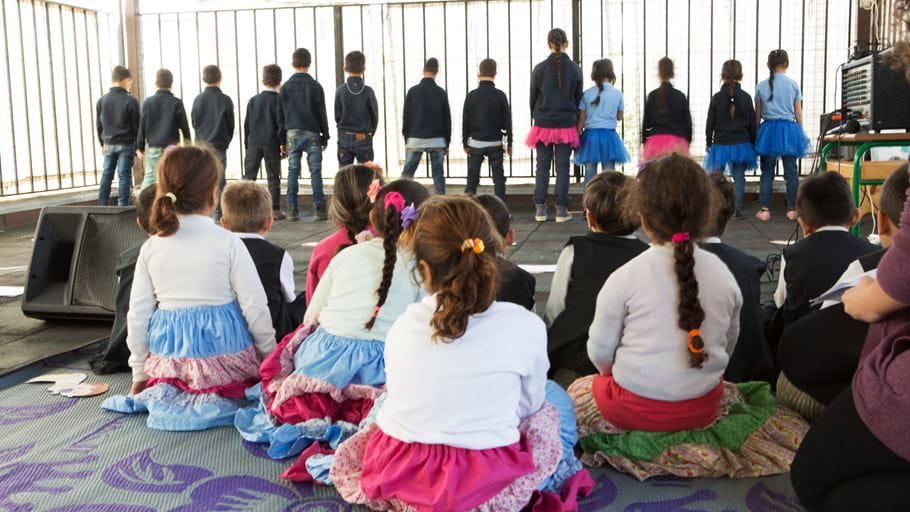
[552,54,564,88]
[672,238,708,369]
[766,50,789,102]
[593,81,604,107]
[151,191,179,237]
[726,82,736,120]
[149,145,221,237]
[546,28,569,89]
[768,69,775,102]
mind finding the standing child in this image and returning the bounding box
[335,51,379,167]
[192,65,235,220]
[101,146,275,431]
[244,64,285,220]
[704,59,758,219]
[330,196,593,511]
[640,57,692,163]
[754,49,810,221]
[528,28,583,223]
[463,59,513,200]
[136,69,191,188]
[235,180,428,480]
[575,59,629,182]
[474,194,536,310]
[306,163,383,306]
[97,65,140,206]
[567,155,807,480]
[280,48,330,222]
[401,58,452,195]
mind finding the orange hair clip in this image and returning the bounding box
[460,238,485,254]
[687,329,703,353]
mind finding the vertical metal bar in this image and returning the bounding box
[215,11,220,66]
[292,7,297,48]
[550,0,553,28]
[664,0,669,56]
[33,0,48,190]
[194,12,200,79]
[600,0,604,56]
[312,7,317,81]
[45,2,60,189]
[507,0,512,176]
[157,13,162,67]
[822,0,829,115]
[529,0,534,174]
[176,13,184,100]
[15,0,34,191]
[83,9,98,182]
[642,0,647,118]
[333,6,344,86]
[401,6,406,105]
[234,10,243,173]
[380,4,389,171]
[72,8,87,186]
[686,0,691,98]
[272,8,277,63]
[59,5,74,187]
[422,3,427,63]
[485,0,490,57]
[254,10,260,91]
[778,0,783,48]
[754,0,759,83]
[464,1,468,95]
[732,0,736,56]
[360,5,364,53]
[0,0,16,194]
[709,0,714,98]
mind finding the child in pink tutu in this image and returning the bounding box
[528,28,583,223]
[640,57,692,164]
[331,196,593,511]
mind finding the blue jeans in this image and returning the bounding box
[337,132,375,166]
[287,130,325,209]
[729,162,747,211]
[583,162,615,185]
[99,144,135,206]
[465,146,505,199]
[759,156,799,209]
[402,149,446,195]
[534,143,571,207]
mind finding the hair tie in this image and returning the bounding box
[372,306,381,319]
[671,232,690,244]
[460,238,485,255]
[164,192,177,203]
[401,203,418,229]
[366,179,381,204]
[384,191,405,213]
[687,329,703,353]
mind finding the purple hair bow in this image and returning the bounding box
[401,203,418,228]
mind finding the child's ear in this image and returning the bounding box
[219,218,228,229]
[878,210,893,237]
[849,208,861,228]
[797,217,812,236]
[369,208,377,228]
[504,228,516,248]
[585,209,597,230]
[263,216,274,234]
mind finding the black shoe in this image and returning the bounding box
[733,210,745,221]
[288,207,300,222]
[313,203,328,222]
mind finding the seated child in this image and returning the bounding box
[221,181,306,342]
[306,163,383,306]
[778,163,908,406]
[474,194,536,310]
[102,145,276,431]
[235,180,429,479]
[703,173,773,384]
[90,185,158,374]
[546,172,648,380]
[567,154,807,480]
[330,196,593,511]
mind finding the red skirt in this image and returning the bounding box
[592,375,724,432]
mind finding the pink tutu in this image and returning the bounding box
[640,134,690,163]
[526,126,580,150]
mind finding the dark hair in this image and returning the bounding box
[658,57,675,82]
[292,48,312,69]
[345,51,366,74]
[408,196,501,341]
[112,66,131,83]
[151,145,222,237]
[590,59,616,107]
[795,172,856,229]
[424,57,439,74]
[202,65,221,85]
[262,64,282,87]
[547,28,569,87]
[584,172,639,235]
[656,57,674,112]
[330,164,384,254]
[364,180,432,330]
[636,154,716,369]
[880,163,910,228]
[766,49,789,101]
[474,194,510,239]
[478,58,497,77]
[155,68,173,89]
[706,172,735,237]
[221,181,272,234]
[721,59,743,120]
[134,184,157,235]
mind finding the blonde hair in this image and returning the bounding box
[221,181,272,233]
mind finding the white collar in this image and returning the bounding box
[619,234,638,240]
[236,232,265,240]
[703,236,722,244]
[813,226,849,234]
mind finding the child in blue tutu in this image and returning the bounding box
[704,59,757,220]
[754,49,810,221]
[576,59,629,183]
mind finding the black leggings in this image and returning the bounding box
[790,387,910,511]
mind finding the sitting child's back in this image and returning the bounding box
[474,194,536,311]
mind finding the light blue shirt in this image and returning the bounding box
[578,84,624,130]
[755,73,802,121]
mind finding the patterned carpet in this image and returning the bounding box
[0,343,805,512]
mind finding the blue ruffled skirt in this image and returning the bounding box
[575,128,630,166]
[755,119,810,158]
[704,142,758,171]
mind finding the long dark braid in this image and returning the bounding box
[547,28,568,88]
[590,59,614,107]
[720,59,743,121]
[766,49,789,102]
[673,241,708,368]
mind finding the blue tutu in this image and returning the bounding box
[704,142,758,171]
[755,119,810,158]
[291,327,386,389]
[575,128,630,166]
[538,381,584,493]
[147,301,255,358]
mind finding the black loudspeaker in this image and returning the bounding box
[22,206,146,321]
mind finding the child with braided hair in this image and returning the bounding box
[235,179,429,481]
[575,58,630,182]
[567,154,808,480]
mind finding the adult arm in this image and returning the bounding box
[229,237,277,356]
[545,245,574,326]
[586,273,627,375]
[843,277,907,323]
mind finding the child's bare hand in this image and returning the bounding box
[130,380,148,395]
[135,150,145,160]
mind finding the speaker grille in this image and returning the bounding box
[71,212,146,311]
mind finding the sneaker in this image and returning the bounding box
[755,209,771,222]
[786,209,798,221]
[555,206,572,223]
[313,203,328,222]
[535,204,548,222]
[272,209,287,221]
[288,207,300,222]
[733,210,745,221]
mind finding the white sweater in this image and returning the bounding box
[377,297,549,450]
[587,244,742,401]
[127,215,276,381]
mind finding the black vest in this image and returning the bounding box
[547,233,649,376]
[241,238,301,342]
[782,230,878,325]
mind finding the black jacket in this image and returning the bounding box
[244,90,282,148]
[529,53,583,128]
[705,83,757,147]
[96,87,140,147]
[642,84,692,143]
[402,77,452,144]
[462,81,512,147]
[137,90,191,148]
[335,77,379,134]
[497,259,535,311]
[191,86,235,151]
[279,72,330,145]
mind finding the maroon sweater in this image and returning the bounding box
[853,168,910,461]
